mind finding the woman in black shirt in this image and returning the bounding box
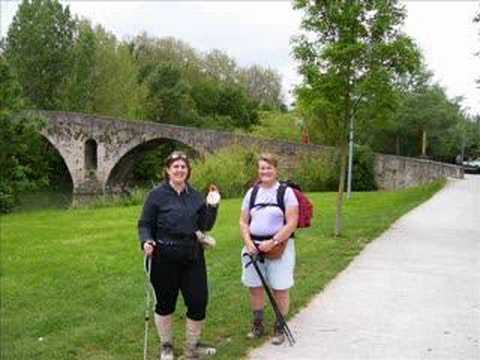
[138,151,220,360]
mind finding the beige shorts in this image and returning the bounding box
[240,239,295,290]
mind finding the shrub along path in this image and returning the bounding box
[1,181,446,359]
[249,176,480,360]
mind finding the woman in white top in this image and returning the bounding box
[239,153,299,345]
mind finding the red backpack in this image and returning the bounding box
[249,180,314,229]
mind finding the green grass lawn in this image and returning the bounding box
[0,181,444,359]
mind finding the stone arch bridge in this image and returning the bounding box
[37,111,463,201]
[38,111,327,198]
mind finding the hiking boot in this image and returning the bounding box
[183,342,200,360]
[180,342,216,360]
[271,322,285,345]
[196,342,216,357]
[246,319,265,339]
[160,342,174,360]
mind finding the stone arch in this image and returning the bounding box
[105,137,200,192]
[85,139,98,172]
[37,133,75,195]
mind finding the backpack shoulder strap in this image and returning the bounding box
[276,182,287,215]
[249,184,260,211]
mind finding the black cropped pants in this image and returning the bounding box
[150,249,208,321]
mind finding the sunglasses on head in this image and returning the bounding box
[168,152,188,161]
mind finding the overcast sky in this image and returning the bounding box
[1,1,479,115]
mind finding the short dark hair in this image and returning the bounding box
[164,151,191,182]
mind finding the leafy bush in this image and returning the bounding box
[192,145,341,197]
[190,145,258,198]
[351,144,377,191]
[0,113,52,213]
[289,152,338,192]
[0,182,16,213]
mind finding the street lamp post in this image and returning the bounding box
[347,114,354,199]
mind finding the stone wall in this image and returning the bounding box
[374,154,464,190]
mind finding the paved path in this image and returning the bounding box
[248,176,480,360]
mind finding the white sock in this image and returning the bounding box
[154,313,173,345]
[185,318,202,349]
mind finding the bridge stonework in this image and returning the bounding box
[38,111,463,201]
[40,112,330,197]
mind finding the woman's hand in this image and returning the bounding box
[143,241,156,256]
[206,184,221,207]
[257,239,276,253]
[246,241,259,255]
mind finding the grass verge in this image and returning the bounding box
[0,180,445,359]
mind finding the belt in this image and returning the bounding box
[251,233,295,241]
[157,233,196,247]
[157,240,195,247]
[250,234,273,241]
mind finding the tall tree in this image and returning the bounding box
[293,0,420,235]
[131,34,259,129]
[215,84,259,129]
[4,0,75,110]
[132,33,202,85]
[202,49,238,83]
[238,65,285,110]
[0,55,52,212]
[357,61,432,155]
[143,63,198,125]
[398,85,463,159]
[63,19,96,113]
[90,25,146,119]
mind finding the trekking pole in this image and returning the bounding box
[243,253,296,346]
[143,255,153,360]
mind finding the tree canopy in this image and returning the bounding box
[4,0,75,110]
[293,0,421,235]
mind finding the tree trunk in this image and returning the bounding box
[421,129,427,157]
[395,135,400,155]
[335,139,348,237]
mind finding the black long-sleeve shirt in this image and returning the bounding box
[138,182,218,249]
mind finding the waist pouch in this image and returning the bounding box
[156,234,199,261]
[251,234,288,260]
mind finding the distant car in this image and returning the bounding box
[462,159,480,174]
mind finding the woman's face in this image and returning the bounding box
[167,159,189,185]
[258,160,277,184]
